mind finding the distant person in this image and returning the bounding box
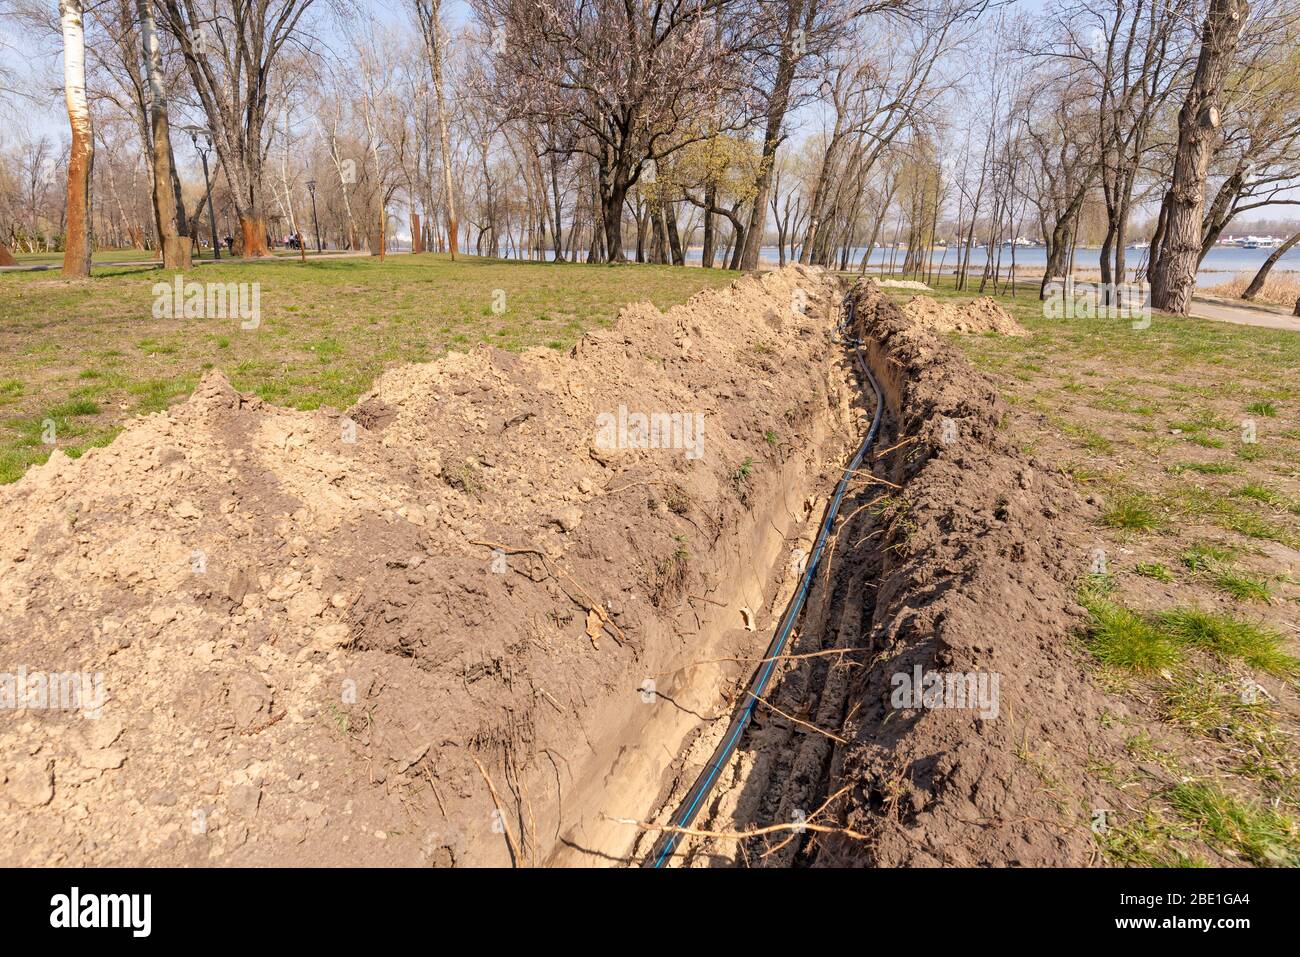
[223,234,234,253]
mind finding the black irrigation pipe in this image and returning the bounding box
[644,292,884,867]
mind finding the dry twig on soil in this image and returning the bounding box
[471,539,626,644]
[470,754,524,867]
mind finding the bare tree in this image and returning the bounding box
[1150,0,1250,314]
[158,0,316,257]
[60,0,93,277]
[476,0,754,262]
[138,0,189,268]
[413,0,459,259]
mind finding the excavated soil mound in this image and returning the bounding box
[812,281,1132,866]
[898,291,1030,337]
[0,266,861,866]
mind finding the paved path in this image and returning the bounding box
[1188,296,1300,332]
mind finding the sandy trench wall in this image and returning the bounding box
[814,281,1136,867]
[0,265,860,867]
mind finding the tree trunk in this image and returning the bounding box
[701,182,717,268]
[1150,0,1249,315]
[1040,200,1082,299]
[240,217,269,258]
[649,200,667,264]
[434,67,456,254]
[1241,229,1300,300]
[665,202,684,266]
[1146,196,1170,282]
[411,212,423,253]
[600,174,629,264]
[138,0,190,270]
[60,0,93,278]
[419,0,458,260]
[739,0,806,272]
[548,151,564,261]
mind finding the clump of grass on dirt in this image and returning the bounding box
[1209,568,1272,603]
[1169,461,1237,475]
[1101,494,1163,532]
[731,456,756,503]
[1181,542,1236,572]
[1078,579,1181,673]
[1096,810,1204,868]
[1079,577,1296,676]
[1156,608,1296,675]
[1136,561,1174,582]
[1166,782,1299,866]
[1160,677,1274,744]
[1158,676,1295,795]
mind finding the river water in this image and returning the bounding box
[494,242,1298,286]
[741,245,1300,286]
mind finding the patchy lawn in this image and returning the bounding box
[0,253,735,484]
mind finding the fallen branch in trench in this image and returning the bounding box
[871,435,919,460]
[613,787,868,846]
[759,785,862,859]
[845,468,901,490]
[826,493,889,572]
[747,691,848,743]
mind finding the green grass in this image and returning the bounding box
[1234,481,1287,507]
[1210,568,1271,602]
[1079,580,1181,673]
[1170,461,1238,475]
[1136,561,1174,582]
[0,254,734,484]
[1096,810,1205,867]
[1160,677,1273,742]
[1156,608,1296,675]
[1159,676,1294,794]
[1101,494,1163,532]
[1080,577,1296,675]
[1245,400,1278,417]
[1181,542,1236,572]
[1212,500,1295,546]
[1166,782,1299,866]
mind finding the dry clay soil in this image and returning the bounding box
[3,267,1123,867]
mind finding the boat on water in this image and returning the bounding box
[1223,234,1283,249]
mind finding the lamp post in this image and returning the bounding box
[186,127,221,260]
[307,179,322,253]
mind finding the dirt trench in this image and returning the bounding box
[647,280,1139,868]
[0,265,874,867]
[1,271,1137,868]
